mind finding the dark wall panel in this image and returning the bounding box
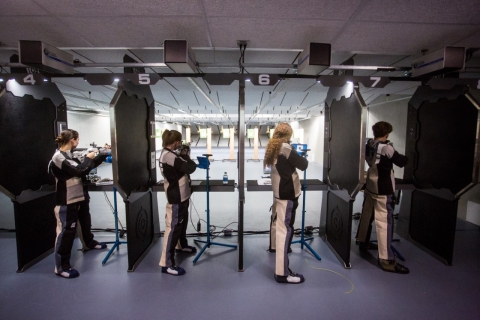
[111,88,156,197]
[0,92,59,196]
[14,192,56,271]
[0,82,66,272]
[326,95,363,195]
[326,191,352,268]
[415,97,477,193]
[126,191,154,271]
[404,86,478,194]
[409,190,457,265]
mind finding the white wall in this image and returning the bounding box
[154,123,183,150]
[68,114,183,183]
[466,200,480,226]
[68,113,182,150]
[458,184,480,222]
[292,116,324,167]
[67,113,111,148]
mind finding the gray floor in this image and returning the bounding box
[0,221,479,319]
[1,147,480,319]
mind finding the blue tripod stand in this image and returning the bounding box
[102,187,127,265]
[193,155,237,264]
[291,151,321,261]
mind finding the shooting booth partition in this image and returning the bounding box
[321,82,367,268]
[0,80,67,272]
[109,81,159,271]
[397,85,480,265]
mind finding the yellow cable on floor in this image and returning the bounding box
[305,259,354,294]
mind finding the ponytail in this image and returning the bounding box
[162,129,182,148]
[55,129,78,146]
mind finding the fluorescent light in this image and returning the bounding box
[347,81,353,84]
[43,79,48,82]
[317,80,321,83]
[246,79,251,81]
[114,78,119,82]
[0,79,3,82]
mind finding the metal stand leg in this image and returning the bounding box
[193,156,237,264]
[102,187,127,265]
[290,167,321,261]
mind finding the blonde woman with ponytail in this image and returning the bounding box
[264,123,308,284]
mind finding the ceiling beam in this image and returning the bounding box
[188,77,233,125]
[246,79,288,124]
[0,62,409,71]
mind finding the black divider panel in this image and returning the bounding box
[111,85,155,197]
[409,189,457,265]
[126,191,154,271]
[326,191,352,268]
[415,97,476,193]
[0,91,60,196]
[326,95,363,195]
[14,193,56,271]
[0,82,66,272]
[404,86,478,194]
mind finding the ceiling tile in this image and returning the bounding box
[208,17,346,48]
[355,0,480,24]
[0,17,92,47]
[0,49,18,63]
[35,0,202,17]
[58,17,209,47]
[204,0,363,20]
[334,21,480,54]
[453,29,480,48]
[1,0,49,15]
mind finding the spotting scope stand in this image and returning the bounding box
[102,187,127,265]
[291,150,321,261]
[193,154,237,264]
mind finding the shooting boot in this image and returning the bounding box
[378,259,409,274]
